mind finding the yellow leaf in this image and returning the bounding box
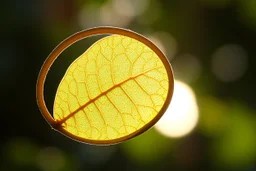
[37,27,174,145]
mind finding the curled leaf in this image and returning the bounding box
[37,27,174,145]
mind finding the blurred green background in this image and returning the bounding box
[1,0,256,170]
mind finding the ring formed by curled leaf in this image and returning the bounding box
[37,27,174,145]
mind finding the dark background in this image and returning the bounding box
[1,0,256,170]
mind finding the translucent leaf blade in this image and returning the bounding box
[53,35,170,143]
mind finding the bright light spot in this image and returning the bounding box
[37,147,65,171]
[112,0,134,17]
[113,0,149,17]
[100,1,133,27]
[211,44,248,82]
[147,32,178,60]
[78,0,139,28]
[172,54,202,83]
[155,80,199,138]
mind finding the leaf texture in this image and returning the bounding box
[53,35,169,141]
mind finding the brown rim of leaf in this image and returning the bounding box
[36,26,174,145]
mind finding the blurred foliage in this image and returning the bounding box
[1,0,256,170]
[121,128,174,165]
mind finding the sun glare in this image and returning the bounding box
[155,80,199,138]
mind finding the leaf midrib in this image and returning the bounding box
[56,66,163,125]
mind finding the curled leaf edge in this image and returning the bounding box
[36,26,174,145]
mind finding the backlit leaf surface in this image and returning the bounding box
[53,35,169,142]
